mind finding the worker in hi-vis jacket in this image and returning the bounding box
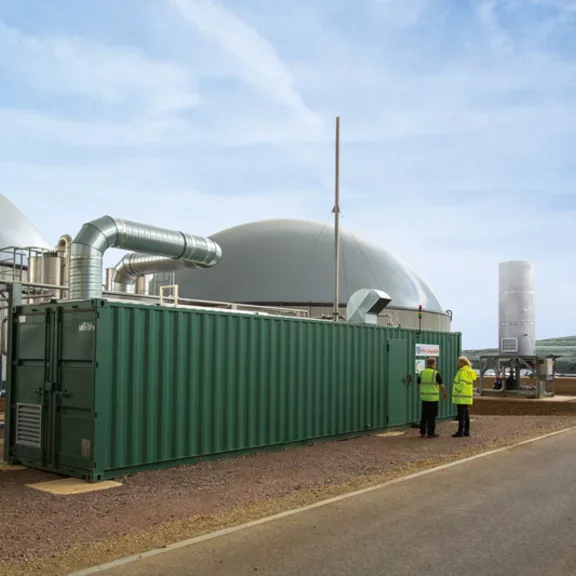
[417,357,447,439]
[452,356,477,437]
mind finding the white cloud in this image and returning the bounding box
[2,1,572,152]
[0,22,198,116]
[0,108,329,147]
[168,0,322,127]
[528,0,576,13]
[370,0,430,28]
[476,0,516,56]
[0,162,327,272]
[1,1,575,347]
[0,109,191,146]
[346,191,575,348]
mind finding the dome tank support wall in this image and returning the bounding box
[498,261,535,356]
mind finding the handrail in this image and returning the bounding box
[0,280,309,318]
[0,316,8,356]
[160,285,179,307]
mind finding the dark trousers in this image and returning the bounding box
[457,404,470,435]
[420,401,439,436]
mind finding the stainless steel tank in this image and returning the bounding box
[27,252,64,300]
[105,268,115,292]
[42,252,63,289]
[135,275,150,295]
[498,261,535,356]
[27,255,45,284]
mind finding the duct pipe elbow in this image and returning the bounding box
[69,216,222,300]
[112,237,222,291]
[56,234,72,254]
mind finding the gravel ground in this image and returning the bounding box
[1,415,575,575]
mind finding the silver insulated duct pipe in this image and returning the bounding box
[69,216,222,300]
[111,253,219,293]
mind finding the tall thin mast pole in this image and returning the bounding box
[333,116,341,321]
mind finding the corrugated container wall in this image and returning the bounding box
[7,300,461,481]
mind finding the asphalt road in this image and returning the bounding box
[90,430,576,576]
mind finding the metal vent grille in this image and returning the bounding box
[15,403,42,448]
[501,337,519,354]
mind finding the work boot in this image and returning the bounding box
[464,433,470,437]
[427,433,440,439]
[452,433,463,438]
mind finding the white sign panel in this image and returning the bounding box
[416,343,440,357]
[415,359,426,374]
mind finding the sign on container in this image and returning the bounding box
[415,343,440,357]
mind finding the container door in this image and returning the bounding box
[11,309,53,464]
[387,339,409,426]
[53,308,96,472]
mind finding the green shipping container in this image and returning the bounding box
[6,300,461,481]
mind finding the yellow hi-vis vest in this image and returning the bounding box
[452,367,476,405]
[420,368,440,402]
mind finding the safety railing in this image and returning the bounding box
[0,279,309,319]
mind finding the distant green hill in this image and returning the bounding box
[464,336,576,376]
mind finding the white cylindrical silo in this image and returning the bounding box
[498,261,535,356]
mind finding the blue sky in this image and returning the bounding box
[1,0,575,348]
